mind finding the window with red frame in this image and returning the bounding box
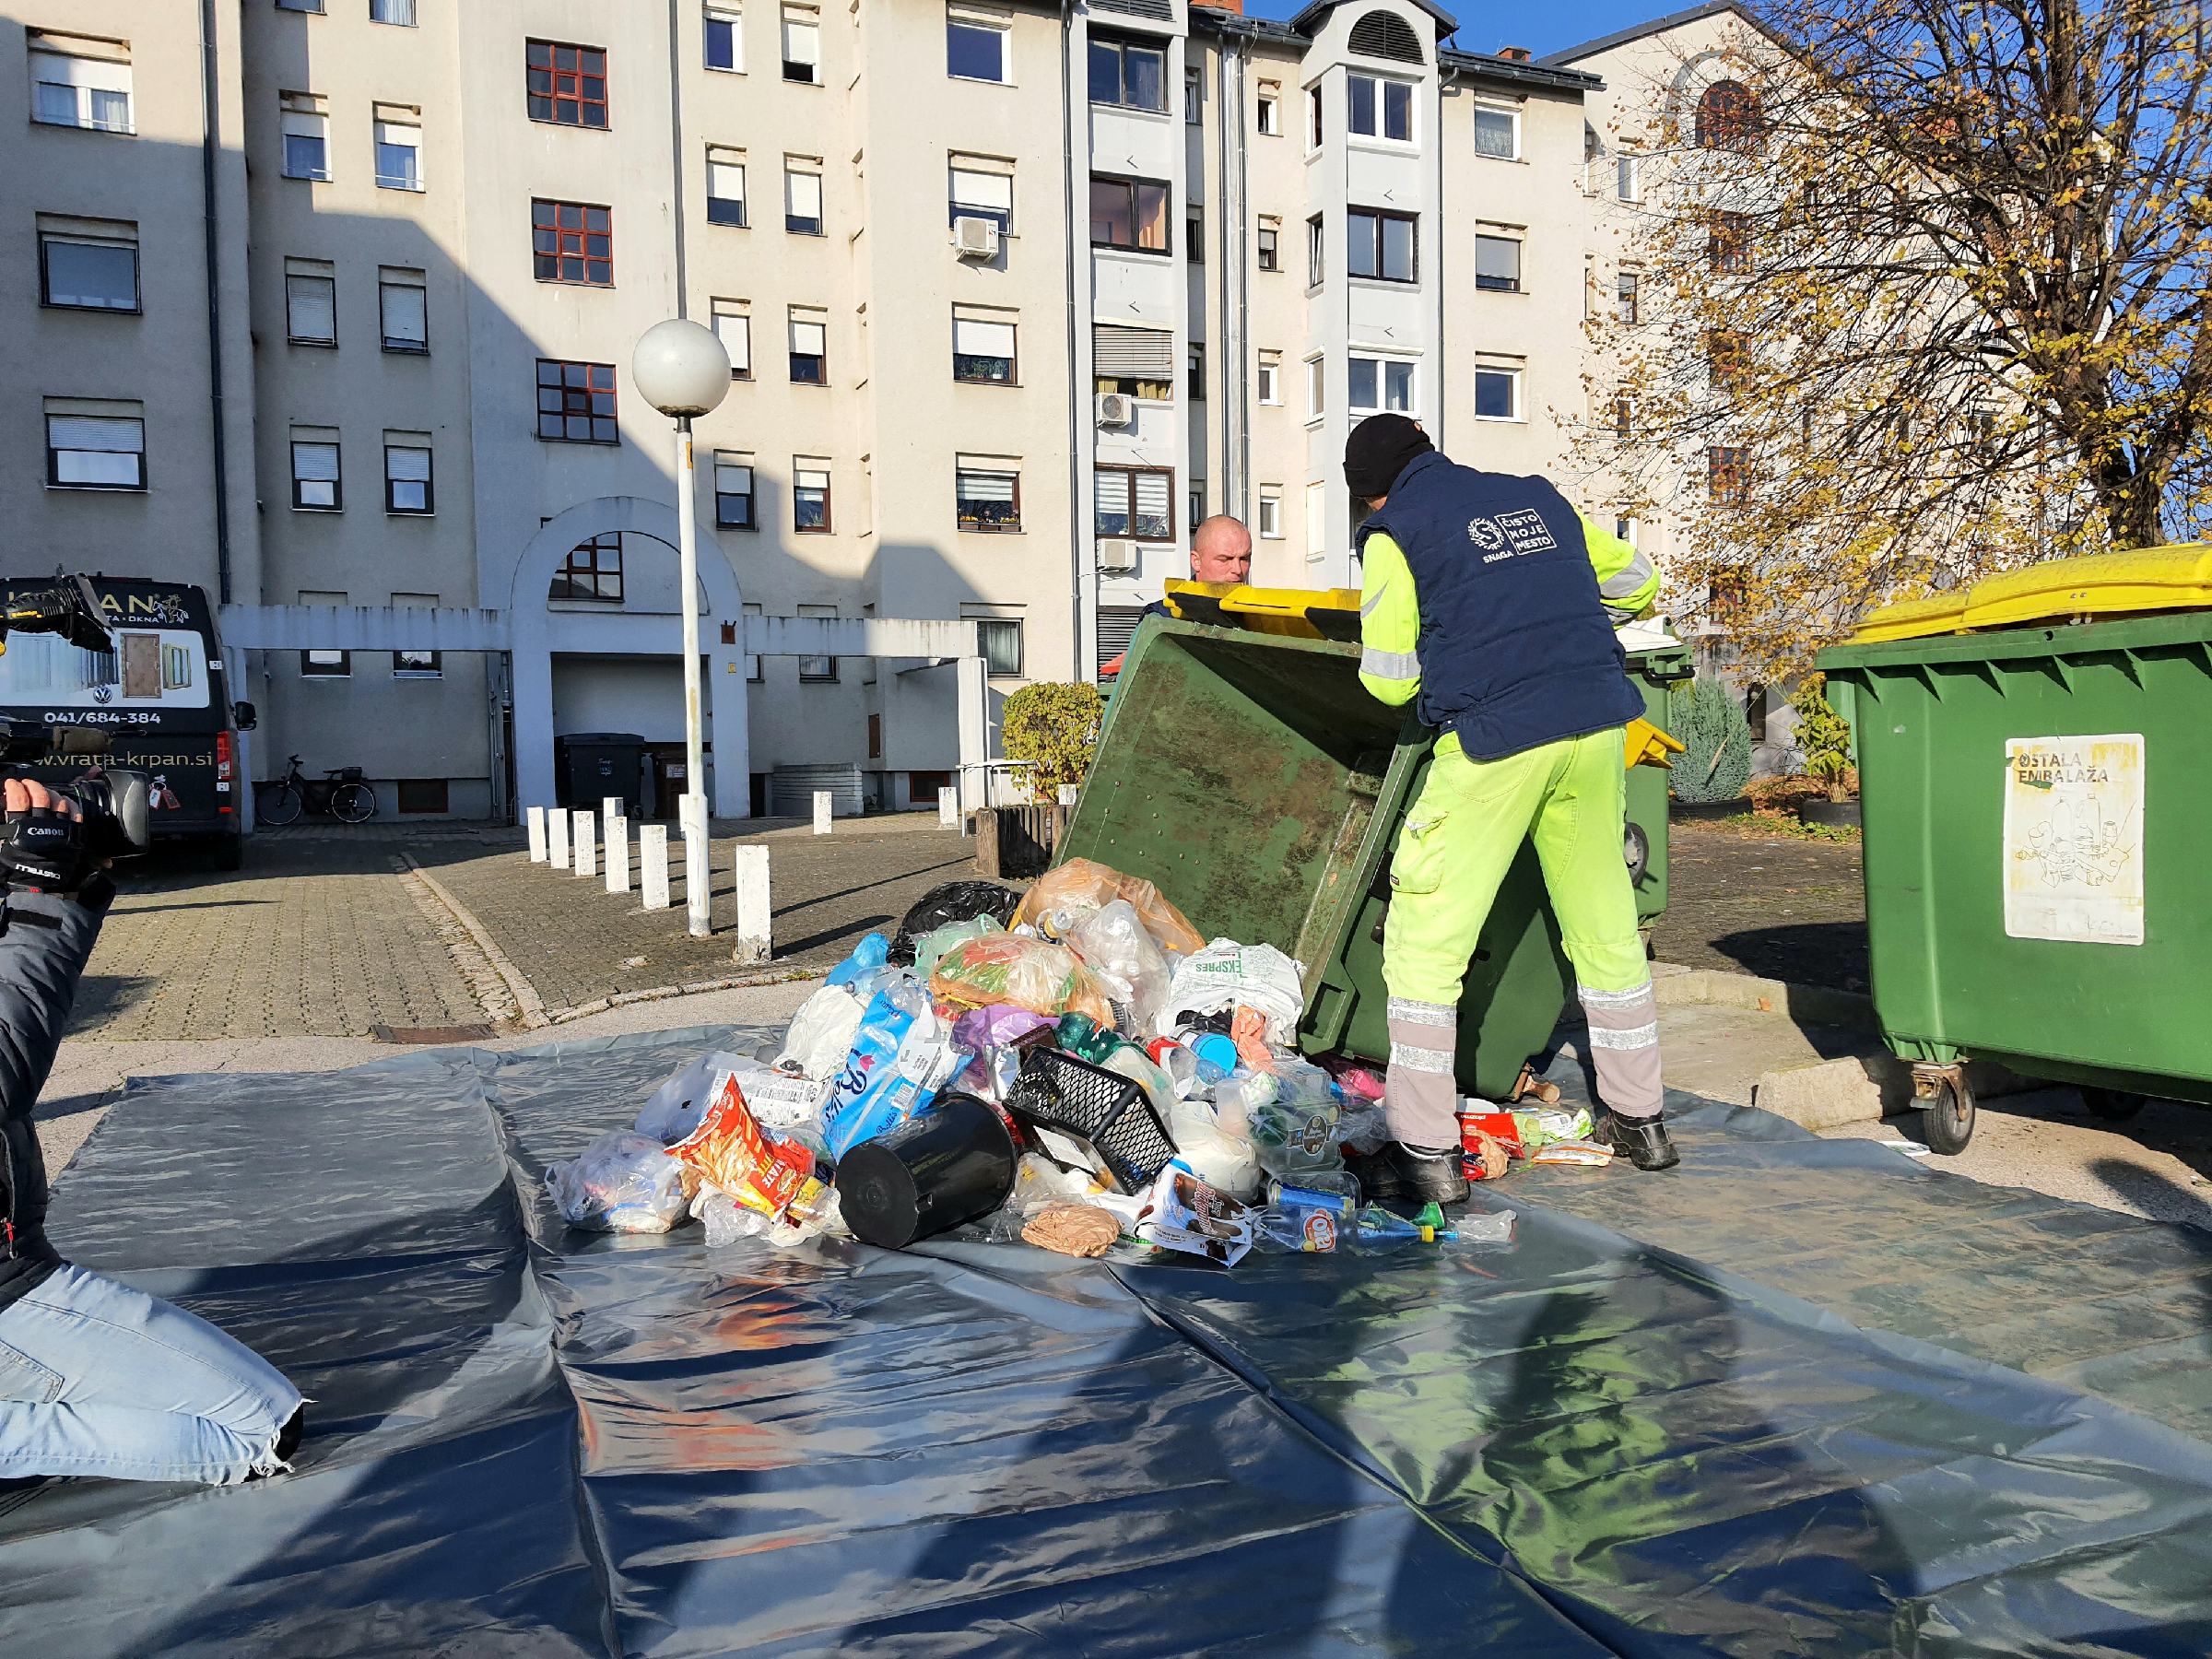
[1708,210,1750,273]
[1708,445,1752,506]
[536,359,618,442]
[549,532,623,600]
[526,41,608,128]
[1696,79,1765,153]
[532,199,612,285]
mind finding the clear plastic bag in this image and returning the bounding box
[1012,859,1205,958]
[634,1052,754,1144]
[777,983,868,1081]
[912,913,1004,981]
[692,1186,773,1247]
[1065,900,1173,1036]
[928,933,1114,1026]
[546,1131,690,1233]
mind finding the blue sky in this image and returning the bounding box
[1239,0,1679,59]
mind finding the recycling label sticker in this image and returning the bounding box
[2002,733,2145,946]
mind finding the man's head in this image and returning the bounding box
[1343,414,1434,507]
[1190,514,1253,584]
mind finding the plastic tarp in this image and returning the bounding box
[3,1026,2210,1656]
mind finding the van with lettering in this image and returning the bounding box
[0,576,255,868]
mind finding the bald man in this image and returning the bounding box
[1100,516,1254,677]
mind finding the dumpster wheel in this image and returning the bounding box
[2080,1086,2149,1123]
[1912,1064,1975,1154]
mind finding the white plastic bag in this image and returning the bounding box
[1065,900,1173,1036]
[778,983,868,1080]
[546,1131,689,1232]
[1163,939,1305,1042]
[635,1053,754,1144]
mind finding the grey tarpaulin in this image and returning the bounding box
[2,1025,2209,1655]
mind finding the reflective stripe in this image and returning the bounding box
[1586,1019,1659,1051]
[1388,1041,1455,1074]
[1598,547,1654,599]
[1579,981,1655,1007]
[1360,579,1391,618]
[1387,996,1456,1028]
[1361,646,1419,679]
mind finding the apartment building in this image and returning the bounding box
[4,0,1684,823]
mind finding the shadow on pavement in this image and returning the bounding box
[1705,920,1869,991]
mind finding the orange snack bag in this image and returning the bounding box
[669,1074,816,1218]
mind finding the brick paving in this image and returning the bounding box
[1649,819,1869,992]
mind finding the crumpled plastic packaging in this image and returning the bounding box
[1064,900,1174,1036]
[951,1005,1056,1052]
[546,1131,690,1232]
[1513,1105,1595,1150]
[1012,858,1205,958]
[634,1052,756,1144]
[928,933,1114,1026]
[669,1077,817,1219]
[911,913,1004,981]
[1335,1105,1390,1157]
[821,977,966,1161]
[777,983,868,1081]
[1164,1098,1262,1200]
[1163,939,1305,1043]
[692,1185,773,1247]
[825,932,888,988]
[1022,1203,1123,1258]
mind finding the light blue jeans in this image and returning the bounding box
[0,1264,302,1485]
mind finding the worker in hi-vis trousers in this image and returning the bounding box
[1339,415,1677,1208]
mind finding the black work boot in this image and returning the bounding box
[1347,1141,1469,1208]
[1597,1112,1679,1171]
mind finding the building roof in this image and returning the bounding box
[1288,0,1461,41]
[1538,0,1749,65]
[1438,47,1601,92]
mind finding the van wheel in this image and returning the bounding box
[212,836,243,873]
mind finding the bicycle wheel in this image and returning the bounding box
[331,782,378,824]
[258,783,303,827]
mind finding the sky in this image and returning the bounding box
[1239,0,1689,59]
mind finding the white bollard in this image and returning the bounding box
[1058,783,1078,807]
[548,805,571,870]
[731,845,771,965]
[681,794,712,938]
[813,790,832,835]
[606,815,630,895]
[602,795,621,842]
[641,823,671,910]
[526,806,547,863]
[937,785,959,830]
[572,810,596,878]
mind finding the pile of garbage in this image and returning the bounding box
[544,858,1596,1265]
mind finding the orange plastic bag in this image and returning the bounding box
[669,1074,816,1218]
[928,933,1115,1027]
[1013,858,1204,958]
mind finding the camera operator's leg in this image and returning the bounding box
[0,1264,302,1485]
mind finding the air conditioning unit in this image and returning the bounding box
[1095,392,1135,428]
[1096,538,1139,573]
[950,216,1001,260]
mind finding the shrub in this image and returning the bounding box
[1002,682,1104,804]
[1667,676,1754,804]
[1789,677,1856,803]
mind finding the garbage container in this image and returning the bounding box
[1621,627,1695,926]
[554,731,646,818]
[1819,546,2212,1151]
[1053,582,1677,1100]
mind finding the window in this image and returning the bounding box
[947,12,1008,82]
[276,0,324,11]
[1307,84,1323,148]
[788,310,827,382]
[781,5,820,82]
[1616,269,1641,323]
[1186,206,1204,263]
[794,461,831,531]
[1474,104,1518,160]
[1188,479,1205,532]
[949,159,1014,230]
[714,452,756,527]
[1257,221,1279,271]
[1709,445,1751,505]
[300,614,350,677]
[280,93,330,180]
[1474,364,1522,421]
[1305,479,1326,559]
[1617,154,1641,202]
[528,40,608,126]
[1612,392,1636,439]
[290,429,342,511]
[1257,85,1280,135]
[379,267,428,352]
[1257,350,1280,405]
[535,359,618,442]
[44,399,144,490]
[705,5,742,71]
[1089,174,1170,253]
[956,460,1020,531]
[1306,355,1324,418]
[1348,208,1416,282]
[551,534,623,602]
[952,308,1017,383]
[1185,66,1202,124]
[1696,79,1764,153]
[796,602,838,680]
[285,258,336,344]
[1709,211,1750,274]
[712,299,752,377]
[1346,73,1412,143]
[1257,486,1283,538]
[972,616,1023,677]
[1092,324,1173,399]
[1615,516,1639,546]
[1347,355,1414,414]
[28,36,133,134]
[39,218,138,312]
[744,603,764,680]
[397,780,449,811]
[371,0,418,24]
[373,114,423,192]
[707,147,747,226]
[1088,35,1165,112]
[533,199,612,285]
[1188,345,1206,403]
[390,593,441,679]
[784,159,823,234]
[1709,327,1750,391]
[1744,684,1768,742]
[1094,465,1173,540]
[384,436,432,514]
[1475,231,1521,293]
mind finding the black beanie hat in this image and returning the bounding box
[1343,415,1433,500]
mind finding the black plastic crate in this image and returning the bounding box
[1006,1048,1176,1193]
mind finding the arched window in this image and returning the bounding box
[1695,78,1763,152]
[1347,10,1423,65]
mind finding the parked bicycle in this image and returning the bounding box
[257,755,377,826]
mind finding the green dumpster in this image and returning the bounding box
[1819,546,2212,1151]
[1622,629,1695,926]
[1056,582,1674,1100]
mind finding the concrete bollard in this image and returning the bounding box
[526,806,547,863]
[606,815,630,895]
[681,795,711,938]
[937,786,959,830]
[813,790,832,835]
[548,806,571,870]
[1058,784,1078,807]
[572,810,596,878]
[731,845,771,965]
[641,823,671,910]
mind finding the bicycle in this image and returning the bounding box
[257,755,378,826]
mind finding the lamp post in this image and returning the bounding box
[632,319,731,938]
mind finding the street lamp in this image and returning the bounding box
[633,319,731,938]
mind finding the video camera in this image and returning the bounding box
[0,574,151,862]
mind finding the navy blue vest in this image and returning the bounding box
[1356,452,1641,761]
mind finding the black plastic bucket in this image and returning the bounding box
[835,1092,1018,1250]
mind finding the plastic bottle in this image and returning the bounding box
[1255,1203,1343,1253]
[1266,1169,1360,1209]
[1353,1202,1449,1248]
[1054,1011,1122,1065]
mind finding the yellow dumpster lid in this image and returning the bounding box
[1851,544,2212,642]
[1162,580,1363,642]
